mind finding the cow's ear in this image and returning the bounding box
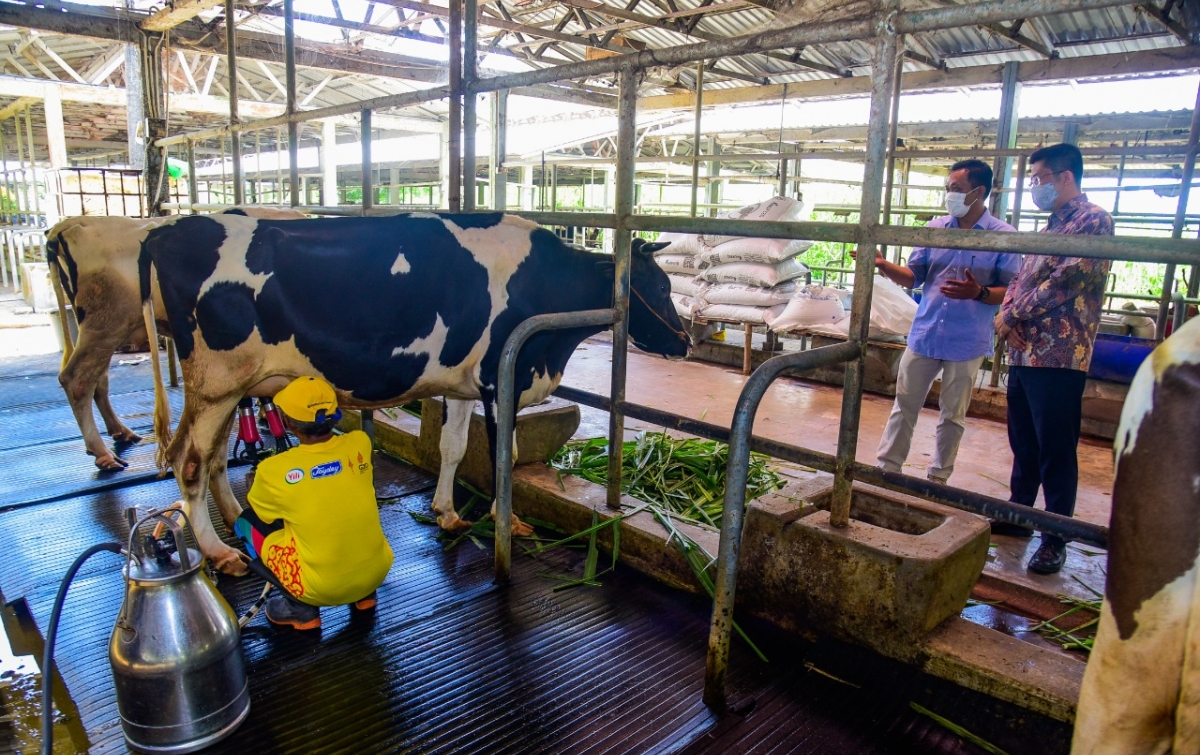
[633,239,670,256]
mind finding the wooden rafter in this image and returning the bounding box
[176,50,201,93]
[141,0,224,32]
[82,45,124,85]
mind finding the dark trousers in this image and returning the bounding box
[1006,366,1087,545]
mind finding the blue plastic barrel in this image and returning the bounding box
[1087,332,1157,384]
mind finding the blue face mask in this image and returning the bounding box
[1031,182,1058,211]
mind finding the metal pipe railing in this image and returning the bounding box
[551,383,1109,547]
[701,340,861,708]
[494,309,618,584]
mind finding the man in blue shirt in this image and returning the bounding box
[855,159,1021,483]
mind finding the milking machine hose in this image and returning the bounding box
[41,542,124,755]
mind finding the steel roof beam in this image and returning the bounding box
[1138,2,1191,42]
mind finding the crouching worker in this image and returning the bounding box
[234,376,393,630]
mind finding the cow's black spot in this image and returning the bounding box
[75,307,86,323]
[196,281,258,351]
[245,214,493,400]
[245,225,283,275]
[437,212,506,230]
[144,217,226,359]
[222,208,249,216]
[1108,363,1200,639]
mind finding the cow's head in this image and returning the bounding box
[629,238,690,358]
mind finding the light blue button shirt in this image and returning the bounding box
[906,211,1021,362]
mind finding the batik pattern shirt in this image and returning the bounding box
[999,194,1113,372]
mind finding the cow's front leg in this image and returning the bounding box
[490,429,534,537]
[169,399,247,575]
[432,398,474,534]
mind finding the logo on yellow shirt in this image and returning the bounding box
[311,460,343,479]
[285,468,304,484]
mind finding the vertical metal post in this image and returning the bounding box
[990,61,1021,223]
[689,62,704,218]
[285,0,299,206]
[881,49,903,263]
[550,163,557,209]
[166,338,179,387]
[830,29,900,529]
[1113,142,1127,215]
[448,0,462,211]
[1158,79,1200,340]
[462,0,477,211]
[24,106,41,225]
[362,109,373,214]
[186,140,198,212]
[606,64,637,510]
[225,0,244,206]
[13,110,27,223]
[490,90,508,210]
[991,153,1026,387]
[777,156,788,199]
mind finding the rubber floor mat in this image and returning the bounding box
[0,456,1068,755]
[0,388,184,451]
[0,353,172,411]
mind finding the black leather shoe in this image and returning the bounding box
[1027,540,1067,575]
[989,520,1034,538]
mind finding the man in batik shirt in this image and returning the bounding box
[993,143,1113,575]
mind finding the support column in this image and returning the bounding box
[831,30,901,529]
[125,43,144,170]
[490,90,508,210]
[462,0,477,211]
[140,33,168,216]
[187,140,199,213]
[322,119,338,206]
[881,49,904,263]
[1062,122,1079,146]
[361,109,373,214]
[690,62,704,217]
[606,64,637,510]
[704,137,721,214]
[285,0,299,206]
[1158,79,1200,339]
[43,86,66,170]
[389,167,400,204]
[225,0,243,206]
[448,0,462,211]
[990,61,1021,223]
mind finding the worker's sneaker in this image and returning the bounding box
[352,591,378,611]
[265,594,321,630]
[1027,538,1067,575]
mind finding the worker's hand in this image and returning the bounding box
[995,315,1027,351]
[848,247,885,267]
[940,269,984,300]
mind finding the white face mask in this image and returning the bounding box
[944,190,977,219]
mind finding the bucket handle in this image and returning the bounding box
[124,506,198,573]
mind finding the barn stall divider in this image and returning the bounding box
[147,0,1200,715]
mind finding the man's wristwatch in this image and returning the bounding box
[975,285,989,302]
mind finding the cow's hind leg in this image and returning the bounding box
[168,396,247,575]
[432,398,475,535]
[59,327,133,470]
[94,369,142,445]
[208,412,245,531]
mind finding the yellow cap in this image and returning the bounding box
[274,376,341,423]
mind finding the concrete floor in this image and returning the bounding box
[563,336,1113,602]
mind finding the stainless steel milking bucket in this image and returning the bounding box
[110,508,249,753]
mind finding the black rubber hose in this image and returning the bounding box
[41,542,124,755]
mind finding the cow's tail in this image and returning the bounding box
[139,244,173,471]
[45,241,74,368]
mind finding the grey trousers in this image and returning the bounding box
[876,349,984,482]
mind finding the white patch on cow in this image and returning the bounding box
[408,211,441,220]
[390,251,410,275]
[391,314,457,376]
[438,216,538,388]
[201,217,272,298]
[518,369,563,409]
[1117,318,1200,469]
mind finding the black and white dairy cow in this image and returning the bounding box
[45,207,306,470]
[1072,315,1200,754]
[140,211,689,574]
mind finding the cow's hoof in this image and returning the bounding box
[111,429,143,445]
[94,453,129,471]
[511,517,535,538]
[213,551,249,576]
[439,517,474,536]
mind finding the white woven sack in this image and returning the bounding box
[668,273,706,298]
[768,285,847,332]
[702,281,797,307]
[866,275,918,337]
[655,231,703,256]
[700,197,811,247]
[698,257,808,288]
[655,253,707,275]
[698,237,814,265]
[670,293,699,320]
[698,302,787,325]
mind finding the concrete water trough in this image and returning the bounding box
[341,397,1086,723]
